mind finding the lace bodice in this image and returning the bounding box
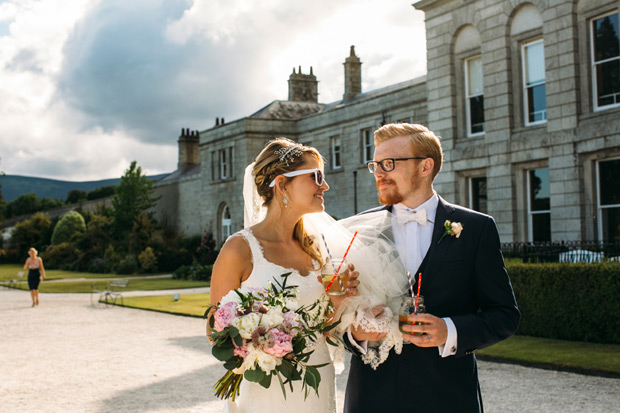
[222,228,336,413]
[237,228,325,307]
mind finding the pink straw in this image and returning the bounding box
[325,231,358,293]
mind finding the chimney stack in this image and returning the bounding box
[177,128,200,172]
[288,66,318,103]
[343,45,362,101]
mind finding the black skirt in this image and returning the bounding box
[28,269,41,290]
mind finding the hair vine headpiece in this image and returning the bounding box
[275,146,303,166]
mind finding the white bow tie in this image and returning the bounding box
[396,208,428,226]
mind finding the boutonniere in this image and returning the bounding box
[438,220,463,244]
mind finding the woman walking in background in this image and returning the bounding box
[24,248,45,307]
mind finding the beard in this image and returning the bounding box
[376,171,422,206]
[376,178,404,206]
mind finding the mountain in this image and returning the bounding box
[0,173,169,202]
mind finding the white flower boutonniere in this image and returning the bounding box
[438,220,463,244]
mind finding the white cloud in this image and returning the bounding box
[0,0,427,181]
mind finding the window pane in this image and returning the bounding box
[471,177,487,213]
[525,41,545,84]
[469,95,485,134]
[602,207,620,243]
[467,57,483,96]
[596,59,620,106]
[599,159,620,205]
[593,13,619,62]
[532,213,551,242]
[527,83,547,122]
[529,168,550,211]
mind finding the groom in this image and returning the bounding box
[344,123,520,412]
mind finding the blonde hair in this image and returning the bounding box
[253,137,323,265]
[374,123,443,179]
[29,247,38,255]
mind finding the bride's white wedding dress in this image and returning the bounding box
[223,228,336,413]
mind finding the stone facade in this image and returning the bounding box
[154,0,620,246]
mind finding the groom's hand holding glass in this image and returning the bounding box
[401,313,448,347]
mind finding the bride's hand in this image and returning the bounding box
[317,263,359,309]
[350,305,388,342]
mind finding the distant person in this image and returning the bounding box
[24,248,46,307]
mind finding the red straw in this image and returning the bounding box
[414,273,422,314]
[325,231,358,293]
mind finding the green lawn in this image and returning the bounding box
[0,264,147,281]
[114,293,211,317]
[477,335,620,377]
[0,264,209,292]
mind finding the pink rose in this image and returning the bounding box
[263,328,293,358]
[281,311,300,334]
[213,301,238,332]
[233,341,248,358]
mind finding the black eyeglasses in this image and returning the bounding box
[367,157,427,173]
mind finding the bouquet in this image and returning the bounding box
[206,273,339,401]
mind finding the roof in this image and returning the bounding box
[250,100,324,119]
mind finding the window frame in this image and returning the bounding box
[526,168,551,242]
[330,135,342,170]
[219,149,228,179]
[468,176,488,214]
[361,128,373,164]
[590,10,620,112]
[596,157,620,242]
[521,37,547,126]
[464,55,485,137]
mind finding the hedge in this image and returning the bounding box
[507,262,620,344]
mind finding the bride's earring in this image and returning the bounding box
[283,195,289,208]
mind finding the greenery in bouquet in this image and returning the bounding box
[206,273,339,401]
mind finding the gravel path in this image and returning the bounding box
[1,288,618,413]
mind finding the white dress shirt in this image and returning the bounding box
[347,193,458,357]
[392,193,457,357]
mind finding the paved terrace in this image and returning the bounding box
[1,288,618,413]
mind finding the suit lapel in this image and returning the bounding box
[415,197,455,284]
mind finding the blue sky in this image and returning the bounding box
[0,0,426,181]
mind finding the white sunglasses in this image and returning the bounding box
[269,169,325,187]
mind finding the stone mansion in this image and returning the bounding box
[152,0,620,247]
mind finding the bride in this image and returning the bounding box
[208,138,359,413]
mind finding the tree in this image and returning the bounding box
[87,186,116,200]
[51,211,86,245]
[7,193,42,217]
[66,190,87,204]
[10,212,52,258]
[111,161,160,235]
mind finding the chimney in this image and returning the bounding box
[288,66,318,103]
[343,45,362,101]
[177,128,200,172]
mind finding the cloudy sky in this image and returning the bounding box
[0,0,426,181]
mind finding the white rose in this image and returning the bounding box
[233,312,261,339]
[256,352,280,373]
[451,222,463,238]
[260,307,284,329]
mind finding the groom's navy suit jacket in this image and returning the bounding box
[344,197,520,413]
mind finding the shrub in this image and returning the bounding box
[51,211,86,245]
[115,255,138,275]
[156,247,192,272]
[138,247,158,273]
[507,262,620,344]
[172,263,213,281]
[43,243,80,269]
[88,257,110,273]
